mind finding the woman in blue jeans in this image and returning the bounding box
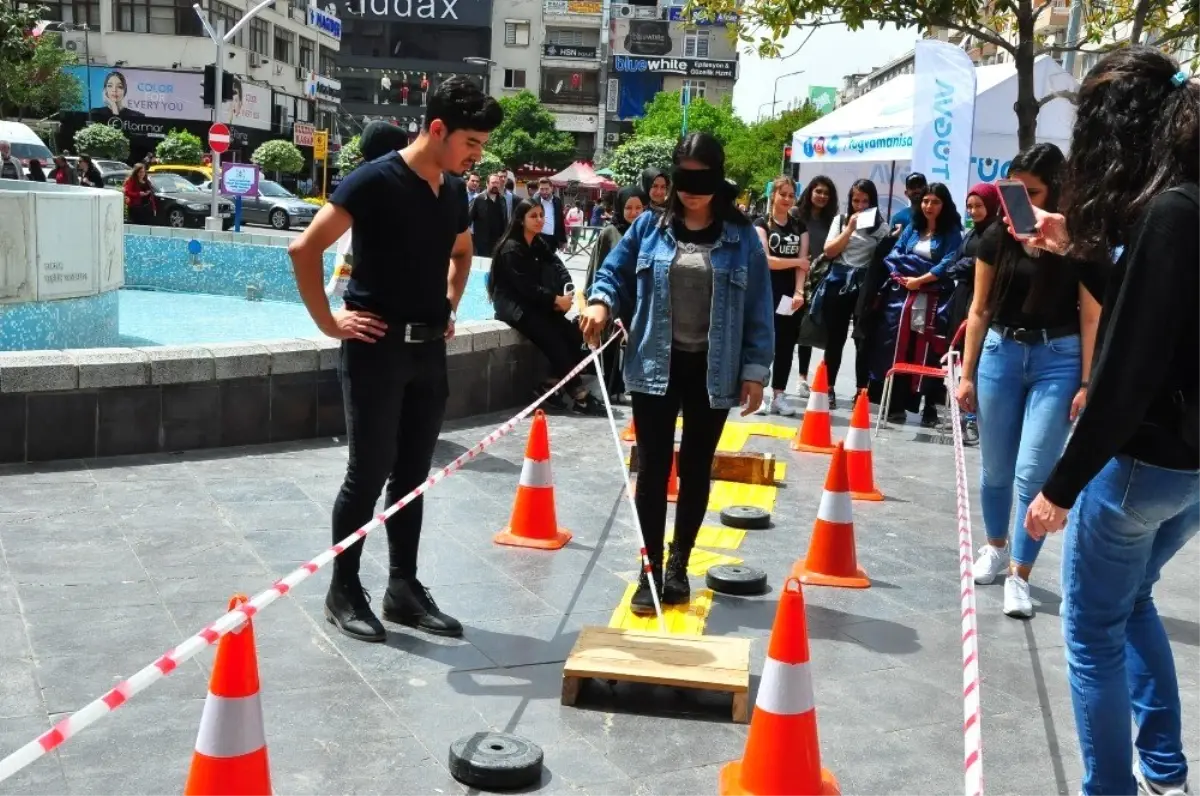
[957,143,1102,619]
[1022,48,1199,796]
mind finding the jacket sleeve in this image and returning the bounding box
[930,227,964,278]
[492,249,558,311]
[588,213,648,319]
[586,226,616,290]
[740,228,776,385]
[891,224,915,259]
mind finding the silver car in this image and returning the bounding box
[200,178,318,230]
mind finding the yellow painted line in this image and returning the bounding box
[708,480,778,513]
[748,422,796,441]
[686,548,743,577]
[608,585,714,635]
[665,525,747,550]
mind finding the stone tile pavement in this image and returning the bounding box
[0,398,1196,795]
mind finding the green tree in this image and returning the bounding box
[252,139,306,178]
[155,129,204,164]
[687,0,1194,150]
[337,134,362,175]
[73,122,130,160]
[607,136,676,187]
[725,103,821,196]
[473,149,505,176]
[0,5,82,120]
[488,90,576,172]
[634,91,746,147]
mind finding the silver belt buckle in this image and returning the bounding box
[403,324,415,343]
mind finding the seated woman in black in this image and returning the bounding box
[489,199,606,416]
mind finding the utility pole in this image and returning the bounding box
[681,83,691,136]
[1062,0,1084,77]
[770,69,805,117]
[595,0,613,158]
[193,0,274,231]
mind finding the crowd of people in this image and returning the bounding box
[285,47,1197,796]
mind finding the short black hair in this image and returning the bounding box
[425,76,503,134]
[538,177,551,186]
[505,177,514,190]
[905,172,927,189]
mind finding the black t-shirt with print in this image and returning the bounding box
[329,151,469,325]
[976,221,1084,331]
[754,215,806,298]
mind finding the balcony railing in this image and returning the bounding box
[540,89,600,106]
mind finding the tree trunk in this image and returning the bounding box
[1014,0,1040,150]
[1130,0,1151,44]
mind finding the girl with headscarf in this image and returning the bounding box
[947,182,1001,344]
[641,167,669,214]
[586,184,648,401]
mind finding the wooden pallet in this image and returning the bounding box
[561,626,752,723]
[628,447,780,486]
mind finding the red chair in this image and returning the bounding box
[874,311,967,439]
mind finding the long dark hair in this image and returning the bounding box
[845,178,879,217]
[659,132,748,230]
[912,182,961,235]
[796,175,837,224]
[989,143,1067,317]
[487,198,541,301]
[1063,47,1199,261]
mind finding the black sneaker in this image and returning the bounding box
[921,406,940,428]
[572,393,608,417]
[827,389,838,411]
[887,408,908,425]
[629,562,663,617]
[324,577,386,643]
[382,576,463,637]
[662,543,691,605]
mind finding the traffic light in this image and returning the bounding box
[202,64,235,107]
[783,144,793,162]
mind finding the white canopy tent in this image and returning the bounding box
[790,55,1079,219]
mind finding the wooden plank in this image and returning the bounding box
[563,627,751,691]
[563,657,748,691]
[561,676,582,706]
[731,692,750,724]
[628,447,777,485]
[568,633,749,671]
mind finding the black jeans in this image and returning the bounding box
[631,349,729,562]
[771,296,811,391]
[332,336,448,582]
[822,285,869,392]
[511,309,588,394]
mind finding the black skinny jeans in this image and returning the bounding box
[821,285,869,392]
[771,308,812,391]
[631,349,729,563]
[510,309,588,394]
[332,336,448,583]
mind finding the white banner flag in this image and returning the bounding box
[912,39,977,209]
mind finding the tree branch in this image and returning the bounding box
[1038,88,1076,108]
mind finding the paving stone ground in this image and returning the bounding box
[0,392,1196,795]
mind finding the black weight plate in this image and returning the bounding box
[449,732,544,790]
[719,505,771,530]
[706,565,769,596]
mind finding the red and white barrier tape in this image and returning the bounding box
[945,349,984,796]
[0,329,625,784]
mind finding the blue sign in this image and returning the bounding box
[307,5,342,40]
[664,6,737,24]
[221,162,261,197]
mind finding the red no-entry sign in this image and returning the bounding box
[208,123,231,154]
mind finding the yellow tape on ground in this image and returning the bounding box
[708,480,778,513]
[747,421,796,441]
[665,525,747,550]
[717,423,751,452]
[686,548,743,576]
[608,585,714,635]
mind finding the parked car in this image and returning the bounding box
[149,164,212,186]
[148,172,234,229]
[199,178,317,230]
[65,156,130,188]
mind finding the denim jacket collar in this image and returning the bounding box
[657,218,743,249]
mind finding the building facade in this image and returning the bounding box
[334,0,491,144]
[29,0,341,163]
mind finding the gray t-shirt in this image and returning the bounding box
[829,212,891,268]
[670,242,714,352]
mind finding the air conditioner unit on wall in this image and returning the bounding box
[605,132,618,142]
[615,4,634,18]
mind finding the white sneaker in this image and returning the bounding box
[755,393,772,415]
[1003,575,1034,618]
[796,379,812,399]
[1137,768,1192,795]
[973,544,1010,585]
[773,394,797,417]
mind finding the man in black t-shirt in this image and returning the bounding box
[288,77,503,643]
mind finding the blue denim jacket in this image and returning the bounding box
[587,212,775,409]
[893,222,964,278]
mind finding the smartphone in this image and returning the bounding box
[997,179,1038,239]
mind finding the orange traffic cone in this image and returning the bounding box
[184,595,272,796]
[666,451,679,503]
[620,418,637,443]
[845,390,884,501]
[792,442,870,589]
[719,578,839,796]
[791,361,837,454]
[494,410,572,550]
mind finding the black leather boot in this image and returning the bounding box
[629,559,663,617]
[382,574,463,637]
[662,542,691,605]
[324,574,386,643]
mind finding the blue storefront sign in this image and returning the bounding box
[664,6,737,24]
[307,4,342,39]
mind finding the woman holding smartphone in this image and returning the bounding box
[958,143,1102,619]
[581,132,774,615]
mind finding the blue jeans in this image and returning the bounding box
[976,329,1081,566]
[1063,455,1199,795]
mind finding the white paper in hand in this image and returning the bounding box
[775,295,795,316]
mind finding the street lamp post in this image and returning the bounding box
[771,69,805,117]
[462,56,495,95]
[193,0,274,231]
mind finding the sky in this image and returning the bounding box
[731,22,920,122]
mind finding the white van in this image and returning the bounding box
[0,120,55,177]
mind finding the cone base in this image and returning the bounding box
[791,441,837,454]
[494,528,572,550]
[718,759,841,796]
[791,559,871,589]
[850,488,884,502]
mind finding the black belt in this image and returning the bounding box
[396,322,446,343]
[991,323,1079,345]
